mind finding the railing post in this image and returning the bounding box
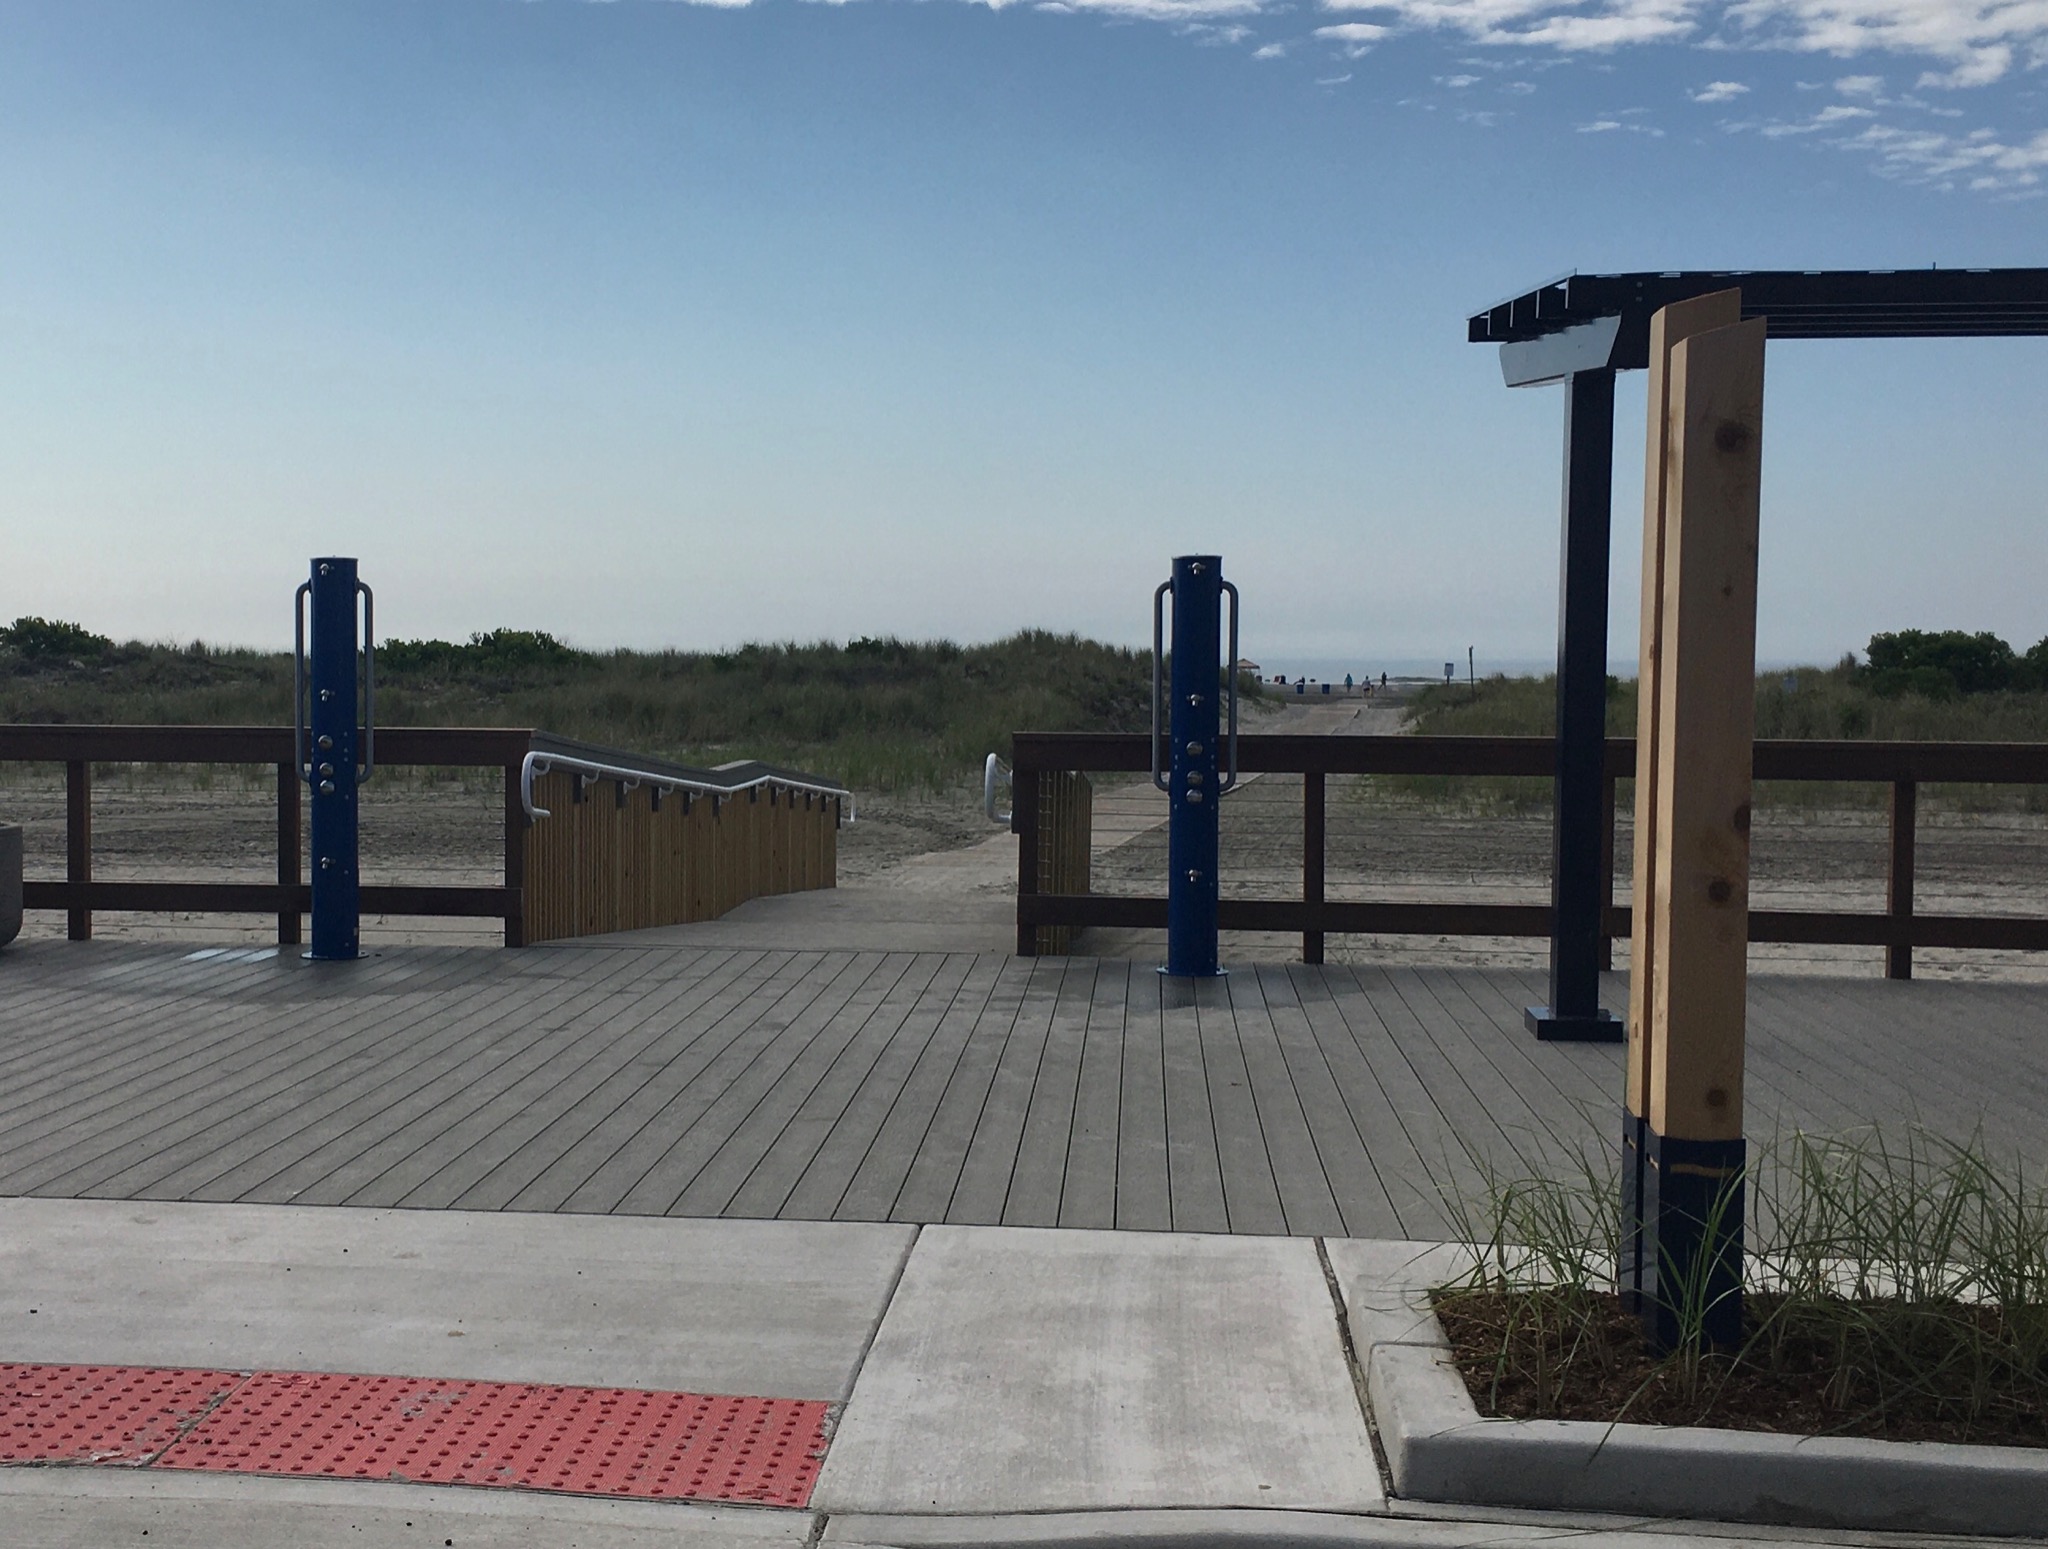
[1303,769,1326,965]
[277,761,301,946]
[1013,752,1040,957]
[65,758,91,941]
[1887,778,1916,981]
[504,761,528,948]
[1528,368,1623,1041]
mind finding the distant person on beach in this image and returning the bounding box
[1345,673,1353,690]
[1380,671,1388,690]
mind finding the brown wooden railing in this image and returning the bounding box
[0,726,845,948]
[1010,733,2048,977]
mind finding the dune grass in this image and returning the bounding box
[1432,1129,2048,1446]
[0,630,1171,792]
[1379,665,2048,814]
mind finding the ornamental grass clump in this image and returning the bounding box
[1432,1129,2048,1446]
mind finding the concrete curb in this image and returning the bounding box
[0,1469,808,1549]
[1346,1269,2048,1538]
[820,1508,2000,1548]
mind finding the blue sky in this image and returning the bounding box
[2,0,2043,671]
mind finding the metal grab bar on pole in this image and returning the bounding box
[983,753,1012,826]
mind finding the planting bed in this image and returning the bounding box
[1435,1287,2048,1449]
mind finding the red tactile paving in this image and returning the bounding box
[157,1370,831,1506]
[0,1363,246,1465]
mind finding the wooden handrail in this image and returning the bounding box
[1009,733,2048,976]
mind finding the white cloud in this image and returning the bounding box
[1314,20,1391,52]
[994,0,1269,18]
[1580,117,1624,129]
[1834,72,1884,94]
[1722,0,2042,89]
[1252,39,1289,54]
[1813,101,1876,120]
[1841,121,2048,190]
[1302,0,2048,85]
[1316,0,1700,51]
[1316,69,1357,80]
[1692,78,1750,100]
[1440,70,1483,83]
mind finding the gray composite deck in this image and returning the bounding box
[0,938,2042,1239]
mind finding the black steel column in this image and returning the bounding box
[1526,369,1623,1042]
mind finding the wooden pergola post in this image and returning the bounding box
[1623,294,1766,1352]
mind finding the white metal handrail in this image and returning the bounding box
[520,750,853,823]
[984,752,1011,825]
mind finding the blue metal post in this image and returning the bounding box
[1164,555,1225,978]
[305,558,362,960]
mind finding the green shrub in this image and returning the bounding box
[1,616,113,663]
[1863,630,2021,698]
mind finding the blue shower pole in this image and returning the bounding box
[297,558,373,961]
[1155,555,1237,978]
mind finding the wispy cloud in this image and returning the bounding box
[1842,122,2048,191]
[1692,79,1749,102]
[1317,0,1700,51]
[1304,0,2048,87]
[1018,0,1267,19]
[1314,20,1391,53]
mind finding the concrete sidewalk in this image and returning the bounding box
[0,1199,2038,1547]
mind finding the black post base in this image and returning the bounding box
[1522,1005,1624,1043]
[1621,1120,1746,1354]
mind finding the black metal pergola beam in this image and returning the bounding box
[1473,268,2048,387]
[1468,266,2048,1042]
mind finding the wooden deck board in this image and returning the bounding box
[1057,959,1130,1230]
[721,952,951,1221]
[660,953,925,1217]
[379,950,759,1208]
[0,939,2042,1237]
[948,956,1075,1226]
[776,952,994,1221]
[883,955,1037,1223]
[1161,979,1227,1233]
[1113,966,1171,1232]
[1225,971,1343,1236]
[1252,965,1404,1239]
[1199,978,1289,1236]
[828,954,1014,1222]
[1002,958,1099,1228]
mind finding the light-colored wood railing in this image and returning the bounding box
[1026,770,1091,956]
[521,768,840,944]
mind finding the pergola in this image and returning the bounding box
[1467,267,2048,1041]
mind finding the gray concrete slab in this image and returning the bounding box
[0,1471,808,1549]
[1323,1239,1470,1348]
[812,1225,1382,1515]
[0,1197,913,1399]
